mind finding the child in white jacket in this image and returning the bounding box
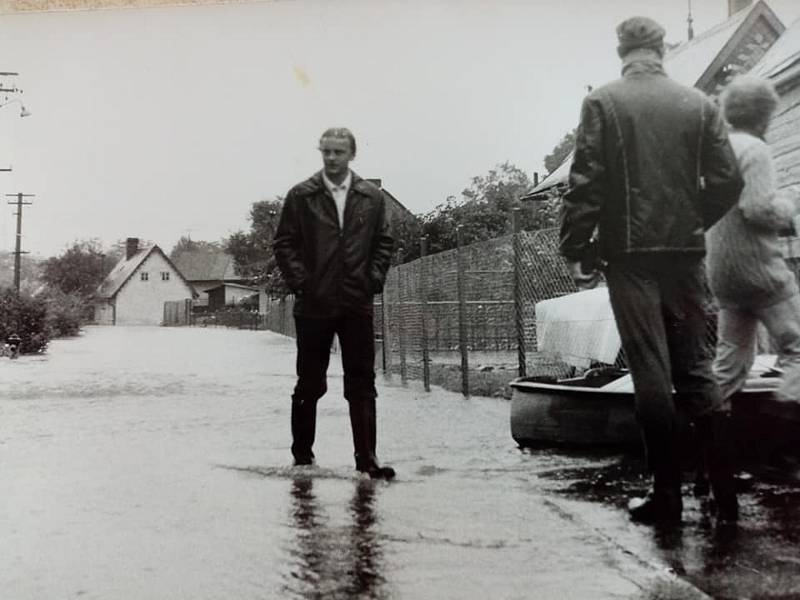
[706,75,800,407]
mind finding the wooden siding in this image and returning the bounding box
[94,301,114,326]
[770,81,800,190]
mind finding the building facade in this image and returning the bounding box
[95,238,196,326]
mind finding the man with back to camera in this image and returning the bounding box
[273,127,396,480]
[559,17,744,525]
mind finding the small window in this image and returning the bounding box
[161,272,170,281]
[140,272,149,281]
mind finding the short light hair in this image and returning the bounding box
[319,127,356,156]
[721,75,779,132]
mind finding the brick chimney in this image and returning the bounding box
[126,237,139,260]
[728,0,752,17]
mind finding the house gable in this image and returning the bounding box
[98,245,197,300]
[694,0,784,94]
[113,248,196,325]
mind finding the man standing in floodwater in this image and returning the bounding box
[559,17,744,525]
[273,127,396,479]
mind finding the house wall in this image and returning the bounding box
[115,251,194,325]
[769,79,800,191]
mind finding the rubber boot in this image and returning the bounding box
[291,397,317,466]
[698,413,739,524]
[348,398,395,480]
[628,461,683,525]
[629,431,683,525]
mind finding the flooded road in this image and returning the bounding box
[1,326,798,599]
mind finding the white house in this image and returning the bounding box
[94,237,196,326]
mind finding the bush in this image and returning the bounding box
[42,289,85,338]
[0,288,50,354]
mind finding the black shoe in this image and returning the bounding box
[628,492,682,525]
[366,465,396,480]
[293,455,315,467]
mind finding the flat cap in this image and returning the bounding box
[616,16,665,55]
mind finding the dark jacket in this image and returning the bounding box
[273,171,395,317]
[560,59,743,262]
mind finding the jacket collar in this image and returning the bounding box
[621,57,666,78]
[297,170,368,196]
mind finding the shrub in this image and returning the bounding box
[0,287,50,354]
[42,289,85,338]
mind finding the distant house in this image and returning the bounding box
[205,282,259,311]
[524,0,785,201]
[366,178,417,231]
[94,237,196,326]
[365,178,420,257]
[171,247,246,308]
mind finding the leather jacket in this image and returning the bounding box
[560,59,743,262]
[273,171,394,317]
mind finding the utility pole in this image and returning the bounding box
[6,193,34,294]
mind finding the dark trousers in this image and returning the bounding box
[605,256,722,476]
[290,312,378,465]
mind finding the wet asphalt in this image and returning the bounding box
[0,325,798,599]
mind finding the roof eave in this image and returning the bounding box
[694,0,785,92]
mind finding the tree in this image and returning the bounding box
[40,240,111,298]
[224,198,285,293]
[169,236,221,260]
[415,162,559,257]
[544,128,577,174]
[0,251,41,292]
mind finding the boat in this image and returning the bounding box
[509,367,788,451]
[510,288,800,459]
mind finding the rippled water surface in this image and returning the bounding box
[1,326,798,599]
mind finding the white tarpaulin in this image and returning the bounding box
[535,286,621,368]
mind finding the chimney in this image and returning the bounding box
[126,237,139,260]
[728,0,752,17]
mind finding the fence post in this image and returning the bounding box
[280,296,287,335]
[513,208,527,378]
[456,226,470,398]
[398,261,407,384]
[380,287,388,374]
[420,236,430,392]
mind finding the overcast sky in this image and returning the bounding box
[1,0,799,258]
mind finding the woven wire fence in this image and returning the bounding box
[375,227,593,393]
[263,222,794,396]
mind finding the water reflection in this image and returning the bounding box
[285,477,387,599]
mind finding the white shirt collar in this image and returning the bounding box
[322,170,352,194]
